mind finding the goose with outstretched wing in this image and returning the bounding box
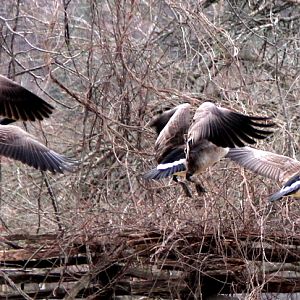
[144,102,274,197]
[226,146,300,202]
[0,75,77,173]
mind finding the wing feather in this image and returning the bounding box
[188,102,274,149]
[0,125,77,173]
[226,146,300,183]
[0,75,54,121]
[151,103,191,163]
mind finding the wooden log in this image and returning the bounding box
[0,230,300,298]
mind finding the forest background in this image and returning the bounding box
[0,0,300,298]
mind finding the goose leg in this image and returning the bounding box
[173,175,192,198]
[186,173,206,196]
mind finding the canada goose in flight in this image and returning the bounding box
[226,146,300,202]
[0,75,54,122]
[0,75,76,173]
[144,102,274,197]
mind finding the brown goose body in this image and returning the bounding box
[186,140,229,175]
[226,146,300,201]
[144,102,274,196]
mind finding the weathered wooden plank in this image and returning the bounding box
[0,255,89,269]
[0,246,85,262]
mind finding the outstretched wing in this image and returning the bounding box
[226,146,300,183]
[188,102,274,149]
[0,125,77,173]
[150,103,191,163]
[0,75,54,121]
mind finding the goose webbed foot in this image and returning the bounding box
[173,175,193,198]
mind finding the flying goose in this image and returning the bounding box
[0,75,77,173]
[0,75,54,122]
[226,146,300,202]
[144,102,274,197]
